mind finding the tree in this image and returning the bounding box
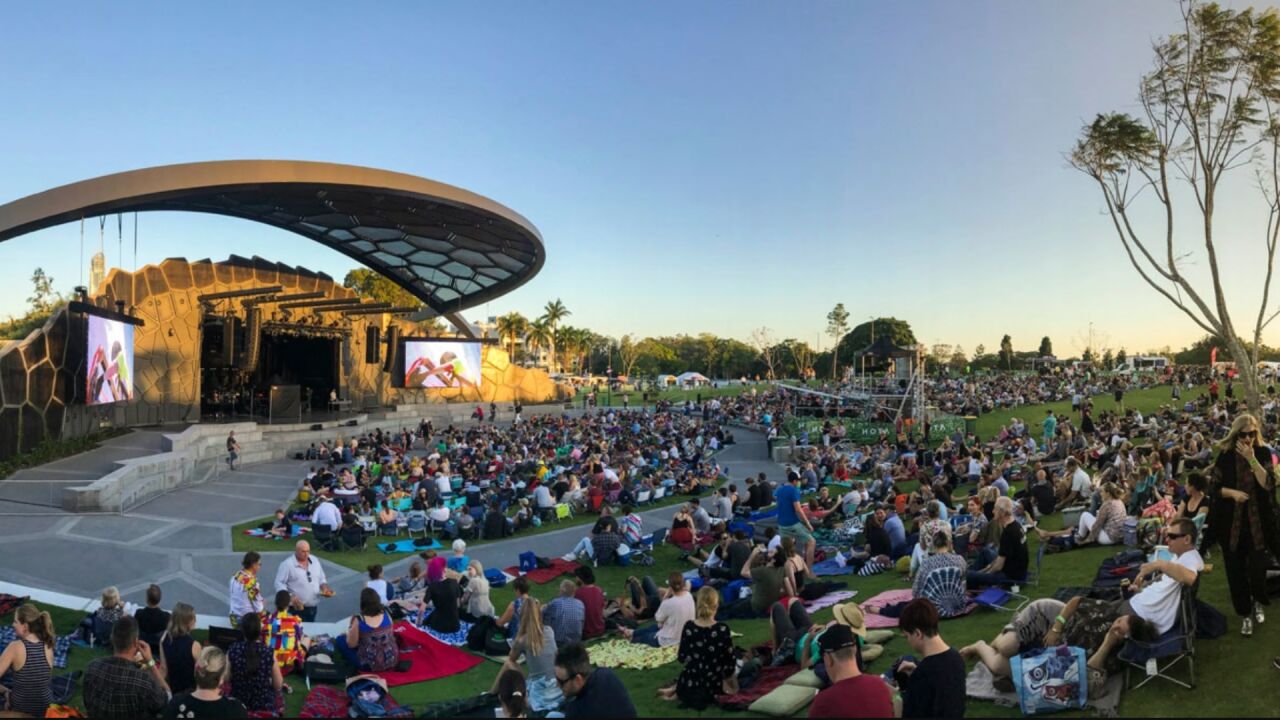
[524,319,553,367]
[1116,348,1128,367]
[973,344,985,360]
[784,339,816,380]
[634,337,678,377]
[617,334,641,378]
[838,318,917,369]
[1082,347,1095,364]
[1102,348,1114,370]
[750,326,780,380]
[826,303,850,379]
[949,346,968,373]
[28,268,58,314]
[1039,336,1053,357]
[540,299,571,373]
[495,312,528,362]
[342,269,423,309]
[999,334,1014,371]
[1069,1,1280,414]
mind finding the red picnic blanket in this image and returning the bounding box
[298,685,414,718]
[715,665,797,710]
[503,558,581,584]
[373,621,483,687]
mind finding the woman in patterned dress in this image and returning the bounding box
[658,587,736,709]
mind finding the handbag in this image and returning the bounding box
[1010,645,1088,715]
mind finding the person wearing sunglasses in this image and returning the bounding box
[1209,413,1280,636]
[552,642,636,718]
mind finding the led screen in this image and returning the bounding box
[86,315,135,404]
[402,340,483,388]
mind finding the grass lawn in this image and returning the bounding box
[972,383,1209,441]
[232,490,693,573]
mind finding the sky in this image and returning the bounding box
[2,0,1280,357]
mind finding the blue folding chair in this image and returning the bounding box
[1118,578,1199,689]
[973,586,1029,613]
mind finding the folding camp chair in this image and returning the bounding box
[1118,577,1199,689]
[554,503,573,522]
[635,489,652,506]
[311,523,340,552]
[406,514,428,539]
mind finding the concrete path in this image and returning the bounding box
[0,423,785,623]
[0,430,173,512]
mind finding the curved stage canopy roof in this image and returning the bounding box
[0,160,544,314]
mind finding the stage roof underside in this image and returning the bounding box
[0,160,544,316]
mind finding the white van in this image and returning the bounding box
[1113,356,1168,373]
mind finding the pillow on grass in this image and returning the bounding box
[862,643,884,663]
[748,684,817,716]
[865,629,895,645]
[784,668,823,688]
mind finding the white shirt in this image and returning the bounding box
[274,555,327,607]
[767,534,783,554]
[229,574,264,619]
[534,485,555,508]
[1129,548,1203,634]
[312,501,342,531]
[968,458,982,477]
[654,592,696,647]
[1070,469,1092,497]
[435,474,452,496]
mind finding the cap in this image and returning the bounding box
[818,624,857,653]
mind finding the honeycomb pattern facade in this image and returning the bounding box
[0,256,568,458]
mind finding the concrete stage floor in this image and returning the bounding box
[0,423,779,623]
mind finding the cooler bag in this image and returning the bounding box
[1010,645,1088,715]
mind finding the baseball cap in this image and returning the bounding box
[818,624,857,653]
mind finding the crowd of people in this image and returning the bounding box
[6,367,1280,718]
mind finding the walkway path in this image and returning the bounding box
[0,422,785,623]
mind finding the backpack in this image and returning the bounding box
[356,621,400,673]
[484,568,507,588]
[466,616,499,652]
[519,551,538,572]
[346,675,392,717]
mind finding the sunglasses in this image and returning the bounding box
[1165,532,1187,540]
[555,673,579,688]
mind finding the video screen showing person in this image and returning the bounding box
[86,315,135,405]
[403,340,483,389]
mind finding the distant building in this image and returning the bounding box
[89,251,105,293]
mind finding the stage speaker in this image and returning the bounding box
[382,325,399,373]
[220,320,235,367]
[365,325,380,364]
[310,424,322,431]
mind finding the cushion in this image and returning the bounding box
[895,556,912,573]
[748,684,818,716]
[864,629,895,645]
[783,668,823,689]
[862,643,884,663]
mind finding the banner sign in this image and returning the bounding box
[783,414,966,444]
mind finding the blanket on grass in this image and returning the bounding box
[586,638,679,670]
[858,588,979,627]
[298,685,414,718]
[503,559,580,584]
[810,559,856,576]
[371,622,483,687]
[0,594,28,617]
[378,538,440,554]
[715,666,796,711]
[801,590,858,612]
[417,609,473,646]
[242,526,310,538]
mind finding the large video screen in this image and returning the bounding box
[403,340,483,388]
[86,315,135,405]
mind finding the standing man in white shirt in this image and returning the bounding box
[274,541,332,622]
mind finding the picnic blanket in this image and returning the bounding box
[298,685,414,718]
[964,662,1123,718]
[811,559,856,576]
[586,638,679,670]
[373,622,483,687]
[715,665,796,711]
[242,526,311,539]
[0,627,72,668]
[860,589,915,628]
[0,594,28,617]
[378,538,440,554]
[802,590,858,612]
[503,558,580,584]
[417,609,473,646]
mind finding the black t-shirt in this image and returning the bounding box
[902,648,966,719]
[426,579,462,633]
[1029,482,1056,517]
[998,522,1029,581]
[226,437,236,452]
[725,540,753,576]
[162,693,248,719]
[866,526,892,557]
[135,607,170,637]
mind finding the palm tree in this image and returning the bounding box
[495,312,528,361]
[540,299,571,373]
[525,319,554,369]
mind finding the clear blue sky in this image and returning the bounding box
[2,1,1277,356]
